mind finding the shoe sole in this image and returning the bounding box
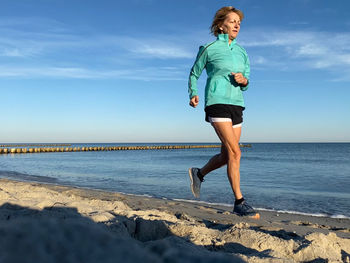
[249,213,260,220]
[234,212,260,220]
[188,168,199,198]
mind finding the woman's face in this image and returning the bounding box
[219,12,241,40]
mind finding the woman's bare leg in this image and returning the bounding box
[200,144,228,176]
[193,122,258,218]
[209,122,243,199]
[200,124,242,176]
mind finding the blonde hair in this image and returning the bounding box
[210,6,244,37]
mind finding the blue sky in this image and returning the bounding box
[1,0,350,143]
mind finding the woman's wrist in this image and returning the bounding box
[242,78,249,87]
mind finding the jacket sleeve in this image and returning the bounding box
[240,52,250,91]
[188,46,208,99]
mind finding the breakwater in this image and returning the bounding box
[0,144,71,147]
[0,144,251,155]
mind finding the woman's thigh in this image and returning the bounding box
[212,122,241,155]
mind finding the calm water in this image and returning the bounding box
[1,143,349,218]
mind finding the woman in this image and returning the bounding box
[188,6,259,219]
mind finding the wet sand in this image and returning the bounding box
[0,178,349,262]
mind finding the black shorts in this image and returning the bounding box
[205,104,245,125]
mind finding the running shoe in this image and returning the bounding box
[188,167,202,198]
[233,201,260,219]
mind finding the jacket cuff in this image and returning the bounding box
[240,79,249,91]
[189,91,198,99]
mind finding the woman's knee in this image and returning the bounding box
[227,147,241,161]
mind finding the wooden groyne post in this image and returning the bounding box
[0,144,251,155]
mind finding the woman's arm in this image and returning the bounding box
[241,52,250,91]
[188,46,208,103]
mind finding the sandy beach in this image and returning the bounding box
[0,178,349,262]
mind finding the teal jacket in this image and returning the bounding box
[188,34,250,108]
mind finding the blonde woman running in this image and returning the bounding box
[188,6,259,219]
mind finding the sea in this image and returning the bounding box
[0,143,349,218]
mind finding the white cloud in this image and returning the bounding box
[2,17,350,82]
[0,17,191,81]
[240,28,350,77]
[132,44,193,59]
[0,18,194,60]
[1,48,27,57]
[108,36,194,59]
[295,44,328,56]
[0,31,80,58]
[289,22,309,25]
[253,56,268,65]
[0,65,186,81]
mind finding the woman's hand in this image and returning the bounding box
[189,95,199,108]
[231,72,248,86]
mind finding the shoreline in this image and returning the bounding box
[0,178,349,262]
[0,171,350,220]
[173,198,350,220]
[2,173,349,220]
